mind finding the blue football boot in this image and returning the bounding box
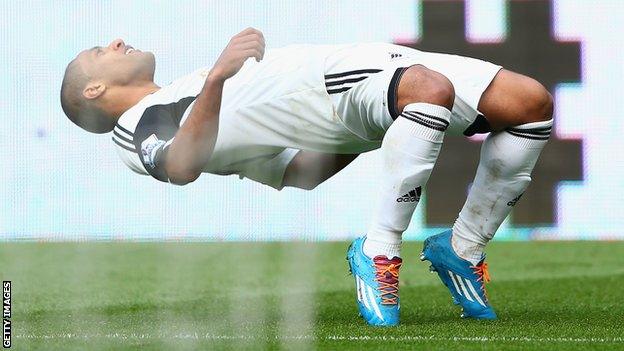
[347,237,402,326]
[420,230,497,320]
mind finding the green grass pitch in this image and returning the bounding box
[1,241,623,350]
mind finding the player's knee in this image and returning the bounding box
[424,76,455,110]
[520,80,554,124]
[398,65,455,111]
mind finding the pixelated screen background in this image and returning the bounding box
[1,0,622,241]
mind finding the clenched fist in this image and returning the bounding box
[210,27,265,81]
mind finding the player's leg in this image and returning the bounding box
[422,69,553,319]
[364,65,454,258]
[348,64,454,326]
[452,69,553,262]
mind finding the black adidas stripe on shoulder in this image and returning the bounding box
[112,137,136,152]
[113,129,133,144]
[112,123,137,153]
[115,123,134,137]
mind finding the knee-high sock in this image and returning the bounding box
[452,119,553,264]
[364,103,451,259]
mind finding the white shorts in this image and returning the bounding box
[324,43,502,142]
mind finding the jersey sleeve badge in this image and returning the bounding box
[141,133,167,169]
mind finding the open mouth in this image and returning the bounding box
[125,46,136,55]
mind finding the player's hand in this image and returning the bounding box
[210,27,265,81]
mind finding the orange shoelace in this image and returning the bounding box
[471,261,491,298]
[373,259,402,305]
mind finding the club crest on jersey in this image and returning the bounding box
[141,134,167,169]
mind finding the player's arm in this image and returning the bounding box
[165,28,265,185]
[282,151,359,190]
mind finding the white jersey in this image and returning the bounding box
[113,43,501,189]
[113,44,377,190]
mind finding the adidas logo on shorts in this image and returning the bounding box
[397,186,422,203]
[389,52,403,59]
[507,193,524,207]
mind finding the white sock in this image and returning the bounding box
[452,119,553,264]
[364,103,451,259]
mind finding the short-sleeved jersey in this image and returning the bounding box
[112,44,377,190]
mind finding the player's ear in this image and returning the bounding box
[83,82,106,100]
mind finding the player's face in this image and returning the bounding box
[76,38,155,87]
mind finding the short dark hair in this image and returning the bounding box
[60,59,112,134]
